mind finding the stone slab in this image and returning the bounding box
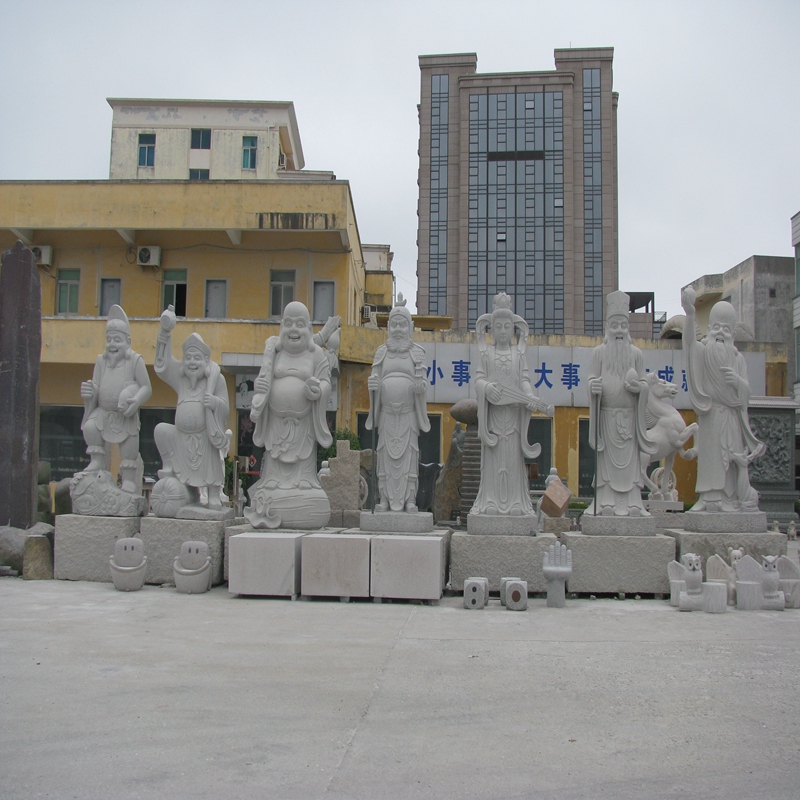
[651,511,686,530]
[138,516,224,586]
[683,511,767,533]
[449,532,557,592]
[661,529,787,573]
[466,513,538,536]
[327,510,363,528]
[319,440,361,512]
[580,514,657,536]
[370,535,447,601]
[542,517,572,534]
[561,532,676,594]
[54,515,141,582]
[360,511,433,533]
[645,500,684,512]
[301,533,371,598]
[228,532,306,597]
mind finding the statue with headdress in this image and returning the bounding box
[681,287,765,513]
[71,305,152,515]
[150,306,231,517]
[244,301,333,529]
[469,293,553,530]
[365,293,430,513]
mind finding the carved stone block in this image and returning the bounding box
[228,531,305,597]
[54,515,141,582]
[301,533,371,598]
[701,581,728,613]
[499,577,521,606]
[540,480,571,518]
[463,577,488,609]
[360,511,433,533]
[504,579,528,611]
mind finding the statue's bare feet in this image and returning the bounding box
[629,506,642,517]
[600,505,614,516]
[405,502,418,513]
[121,480,136,494]
[299,480,312,490]
[485,505,498,516]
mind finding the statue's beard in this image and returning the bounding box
[181,362,210,388]
[386,336,411,354]
[602,337,636,380]
[104,348,128,367]
[706,338,737,372]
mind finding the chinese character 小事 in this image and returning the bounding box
[533,362,554,389]
[657,365,675,383]
[561,363,580,390]
[451,359,471,387]
[681,369,688,392]
[426,360,444,386]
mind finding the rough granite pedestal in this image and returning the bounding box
[449,532,557,592]
[359,511,433,533]
[228,531,306,598]
[683,511,768,533]
[370,534,447,601]
[561,532,675,594]
[54,515,141,582]
[466,513,538,536]
[661,529,786,572]
[138,516,224,586]
[580,515,657,536]
[301,533,371,600]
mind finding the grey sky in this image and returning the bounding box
[1,0,798,319]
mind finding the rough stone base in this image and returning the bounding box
[327,510,362,528]
[661,529,786,572]
[54,515,141,582]
[651,511,686,530]
[683,511,767,533]
[542,517,572,534]
[370,534,447,600]
[177,504,235,521]
[466,513,538,536]
[138,516,224,586]
[449,532,558,591]
[360,511,433,533]
[228,531,306,597]
[561,532,676,594]
[301,533,371,598]
[580,514,657,536]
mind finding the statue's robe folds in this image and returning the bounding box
[82,352,145,443]
[472,346,539,516]
[683,338,765,498]
[366,343,429,510]
[587,344,655,515]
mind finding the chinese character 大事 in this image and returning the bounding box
[657,365,675,383]
[426,360,444,386]
[561,363,580,390]
[451,360,471,387]
[534,362,554,389]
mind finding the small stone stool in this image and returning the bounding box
[505,580,528,611]
[463,577,489,609]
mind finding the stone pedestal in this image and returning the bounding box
[646,500,684,512]
[683,511,767,533]
[449,532,557,592]
[301,533,371,599]
[466,513,538,536]
[360,511,433,533]
[661,529,786,572]
[580,515,657,536]
[560,532,675,594]
[54,515,141,582]
[138,516,224,586]
[23,534,53,580]
[651,511,686,530]
[228,531,306,598]
[370,534,447,601]
[542,517,572,534]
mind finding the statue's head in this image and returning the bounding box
[105,305,131,359]
[490,293,515,348]
[603,291,631,347]
[707,301,736,345]
[181,333,211,380]
[279,302,313,354]
[387,294,413,351]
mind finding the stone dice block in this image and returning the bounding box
[540,480,571,518]
[370,534,446,601]
[228,532,306,598]
[301,533,371,599]
[500,577,521,606]
[463,577,489,609]
[505,579,528,611]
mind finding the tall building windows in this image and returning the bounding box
[56,269,80,315]
[242,136,257,170]
[162,269,187,316]
[795,244,800,295]
[583,68,603,335]
[138,133,155,167]
[270,270,295,317]
[191,129,211,149]
[428,74,449,316]
[468,90,564,332]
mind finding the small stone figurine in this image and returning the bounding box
[173,541,213,594]
[109,537,147,591]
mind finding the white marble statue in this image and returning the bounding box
[735,554,785,610]
[587,291,656,516]
[109,537,147,592]
[173,541,213,594]
[472,293,552,518]
[80,305,152,494]
[245,301,333,529]
[365,294,429,512]
[150,307,230,516]
[681,288,766,512]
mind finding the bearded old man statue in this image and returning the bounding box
[586,290,656,518]
[681,287,765,514]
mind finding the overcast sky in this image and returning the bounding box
[1,0,798,319]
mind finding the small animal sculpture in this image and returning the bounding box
[173,541,213,594]
[641,375,698,501]
[787,520,797,540]
[734,554,785,611]
[771,520,781,534]
[667,552,703,610]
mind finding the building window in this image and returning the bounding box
[428,73,449,316]
[162,269,187,316]
[100,278,121,317]
[190,129,211,149]
[270,270,295,317]
[583,68,603,335]
[189,169,210,181]
[242,136,257,170]
[138,133,155,167]
[313,281,335,321]
[204,279,227,319]
[56,269,80,315]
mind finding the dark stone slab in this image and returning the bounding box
[0,242,41,529]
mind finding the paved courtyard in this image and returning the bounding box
[2,571,799,800]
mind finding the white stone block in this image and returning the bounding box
[463,577,488,609]
[370,534,446,600]
[500,577,521,606]
[359,511,434,533]
[222,518,246,581]
[505,579,528,611]
[54,515,141,582]
[301,533,371,598]
[228,532,306,597]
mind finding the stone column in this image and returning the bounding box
[0,242,41,529]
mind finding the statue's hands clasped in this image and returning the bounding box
[304,376,322,401]
[486,383,502,404]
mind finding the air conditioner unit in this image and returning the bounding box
[137,246,161,267]
[31,245,53,266]
[361,304,375,321]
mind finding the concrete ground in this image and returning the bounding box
[2,565,800,800]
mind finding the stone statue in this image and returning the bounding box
[706,553,738,605]
[587,291,656,517]
[681,287,766,512]
[150,307,230,517]
[245,302,333,529]
[542,542,572,608]
[365,294,429,513]
[734,554,785,610]
[173,541,213,594]
[470,293,553,528]
[109,537,147,592]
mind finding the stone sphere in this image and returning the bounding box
[450,398,479,426]
[150,477,191,518]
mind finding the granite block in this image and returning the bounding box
[228,532,306,597]
[505,580,528,610]
[54,515,141,582]
[301,533,371,598]
[360,511,433,533]
[683,511,767,533]
[23,534,53,580]
[580,515,657,536]
[467,513,538,536]
[661,530,786,572]
[370,534,446,600]
[542,517,572,534]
